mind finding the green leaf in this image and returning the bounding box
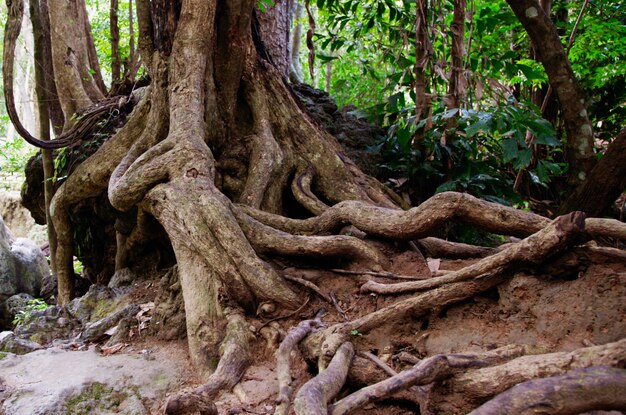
[501,139,518,162]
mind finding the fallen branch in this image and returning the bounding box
[284,274,332,303]
[416,237,496,259]
[275,318,323,415]
[293,342,354,415]
[361,212,587,295]
[425,338,626,414]
[469,366,626,415]
[329,268,430,281]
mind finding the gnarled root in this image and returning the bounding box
[164,310,253,415]
[469,366,626,415]
[361,211,587,295]
[424,338,626,414]
[330,345,532,415]
[275,318,324,415]
[293,342,355,415]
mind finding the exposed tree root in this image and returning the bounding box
[235,211,386,270]
[291,166,330,216]
[330,350,514,415]
[305,212,586,360]
[294,342,355,415]
[237,192,624,242]
[275,318,324,415]
[360,212,587,295]
[469,366,626,415]
[424,338,626,414]
[164,310,252,415]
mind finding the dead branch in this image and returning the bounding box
[469,366,626,415]
[330,345,533,415]
[416,237,496,258]
[275,319,324,415]
[586,218,626,241]
[293,342,355,415]
[329,268,430,281]
[361,212,587,295]
[164,311,252,415]
[284,274,332,303]
[424,338,626,414]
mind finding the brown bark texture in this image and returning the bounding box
[506,0,596,187]
[6,0,626,413]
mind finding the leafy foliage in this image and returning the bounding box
[12,298,50,326]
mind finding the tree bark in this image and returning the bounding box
[469,366,626,415]
[29,0,57,273]
[506,0,596,188]
[560,127,626,216]
[47,0,105,120]
[110,0,122,84]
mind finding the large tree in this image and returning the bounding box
[4,0,626,413]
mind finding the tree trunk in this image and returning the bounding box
[29,0,57,273]
[560,127,626,215]
[506,0,596,188]
[110,0,122,84]
[47,0,105,120]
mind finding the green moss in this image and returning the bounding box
[91,297,126,321]
[0,352,8,360]
[65,382,130,414]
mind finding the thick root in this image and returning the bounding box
[469,366,626,415]
[236,211,387,270]
[424,338,626,414]
[275,318,324,415]
[330,346,528,415]
[361,212,587,295]
[164,310,252,415]
[293,342,355,415]
[238,191,624,242]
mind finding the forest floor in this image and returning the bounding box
[5,246,624,414]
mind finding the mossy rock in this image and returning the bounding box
[65,382,145,415]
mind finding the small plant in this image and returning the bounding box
[73,258,85,275]
[350,329,363,337]
[12,298,50,326]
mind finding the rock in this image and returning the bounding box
[4,293,34,318]
[66,285,116,324]
[108,267,136,288]
[80,304,140,342]
[0,216,50,328]
[13,305,80,345]
[0,330,42,354]
[0,346,185,414]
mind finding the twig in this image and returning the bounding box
[284,274,332,303]
[258,297,311,331]
[330,291,349,322]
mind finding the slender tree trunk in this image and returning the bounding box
[48,0,105,121]
[38,0,64,133]
[290,1,304,82]
[506,0,596,188]
[445,0,466,113]
[29,0,57,273]
[110,0,122,84]
[414,0,431,131]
